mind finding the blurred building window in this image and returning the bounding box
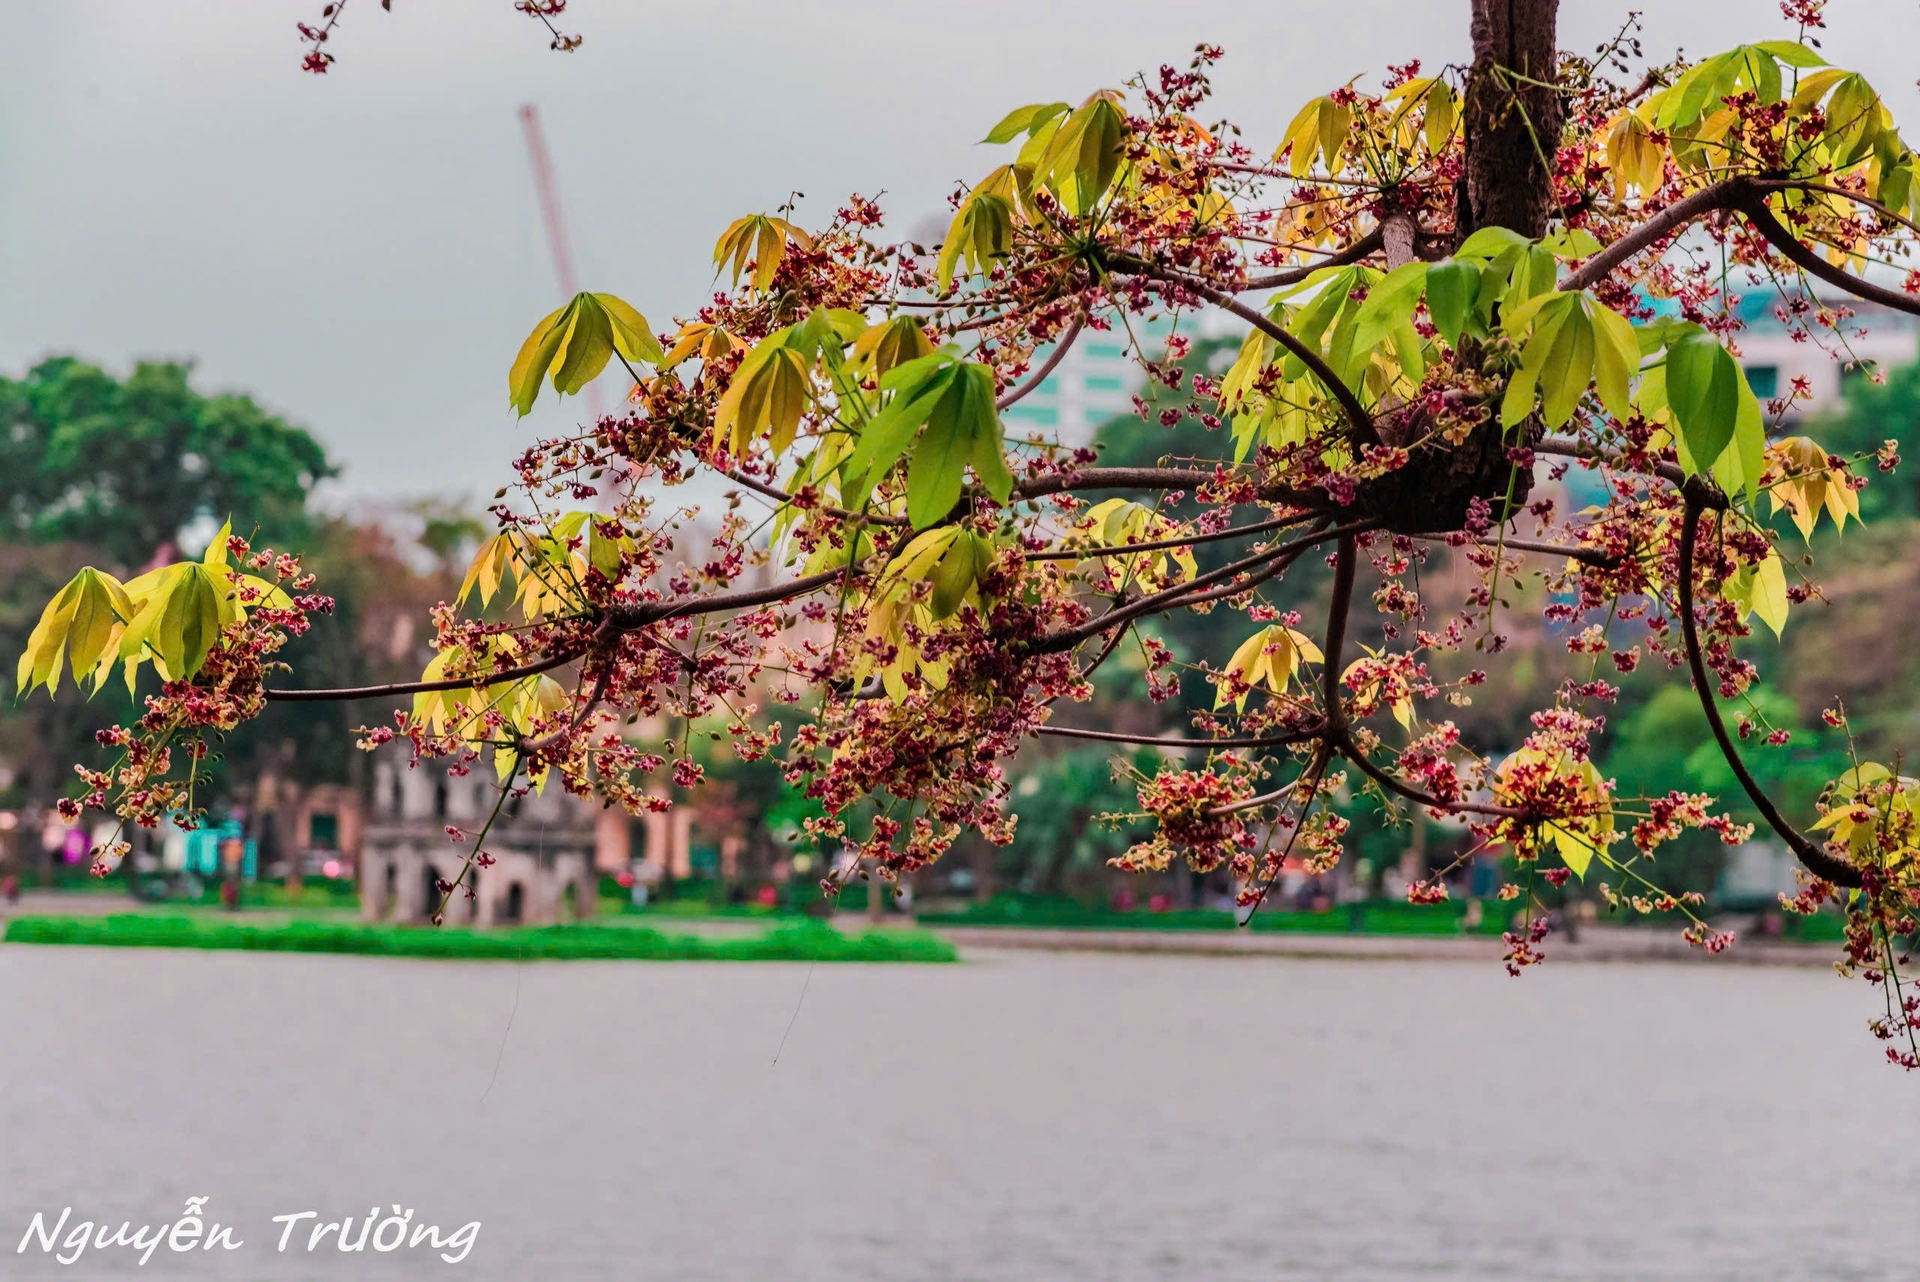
[308,812,339,851]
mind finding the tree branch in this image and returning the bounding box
[1027,543,1298,657]
[1004,465,1328,515]
[264,645,588,703]
[1034,723,1324,750]
[1153,533,1331,612]
[1559,178,1754,293]
[1030,520,1367,654]
[1755,178,1920,240]
[266,567,856,704]
[1241,226,1386,291]
[1332,735,1529,819]
[517,660,615,756]
[1741,195,1920,318]
[1320,534,1358,731]
[611,565,854,627]
[1534,437,1727,508]
[1024,514,1308,562]
[1415,532,1620,567]
[1380,212,1420,271]
[1676,495,1863,887]
[1114,258,1380,448]
[725,468,908,527]
[997,310,1086,411]
[1320,533,1530,820]
[1010,466,1218,502]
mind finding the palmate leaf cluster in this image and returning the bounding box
[17,523,289,698]
[509,292,664,417]
[1217,220,1778,507]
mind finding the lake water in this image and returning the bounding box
[3,945,1918,1280]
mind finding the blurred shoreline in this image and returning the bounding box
[936,925,1837,966]
[0,890,1842,968]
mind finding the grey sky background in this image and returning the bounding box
[4,1,1916,509]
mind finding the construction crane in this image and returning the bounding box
[518,103,606,424]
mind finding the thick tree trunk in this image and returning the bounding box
[1358,0,1562,534]
[1460,0,1565,240]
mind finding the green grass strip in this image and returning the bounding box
[2,914,956,963]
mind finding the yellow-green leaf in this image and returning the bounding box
[713,214,811,292]
[937,192,1014,291]
[1040,92,1128,214]
[508,302,573,417]
[508,292,660,417]
[1425,79,1457,152]
[156,564,226,682]
[15,567,134,698]
[1217,625,1323,710]
[1726,545,1790,638]
[549,297,613,396]
[1666,328,1743,474]
[459,531,521,607]
[203,518,234,568]
[851,317,935,376]
[982,102,1069,145]
[713,339,812,458]
[1276,95,1351,178]
[1769,436,1860,540]
[594,293,664,366]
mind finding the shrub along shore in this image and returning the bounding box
[1,914,957,963]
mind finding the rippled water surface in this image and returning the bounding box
[4,945,1918,1280]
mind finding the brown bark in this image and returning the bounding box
[1349,0,1562,533]
[1460,0,1566,240]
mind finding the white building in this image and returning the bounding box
[1728,292,1920,415]
[1003,311,1237,448]
[360,758,601,926]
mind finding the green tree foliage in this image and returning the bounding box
[1806,359,1920,523]
[1601,684,1852,892]
[0,357,333,568]
[1000,746,1158,895]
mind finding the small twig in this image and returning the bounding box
[996,310,1087,412]
[1035,722,1325,751]
[1026,515,1308,563]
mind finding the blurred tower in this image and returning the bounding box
[517,104,607,423]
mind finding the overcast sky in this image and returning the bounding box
[5,1,1916,509]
